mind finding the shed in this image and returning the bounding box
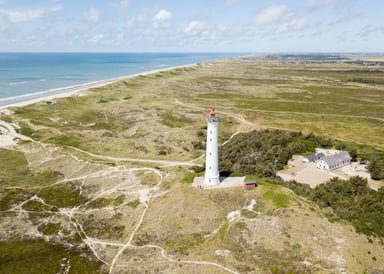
[244,180,257,190]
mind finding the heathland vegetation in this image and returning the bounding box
[217,129,384,238]
[0,54,383,273]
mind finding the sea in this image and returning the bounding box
[0,52,245,106]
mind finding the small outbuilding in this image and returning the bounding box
[244,180,257,190]
[303,152,325,163]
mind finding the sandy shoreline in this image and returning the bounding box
[0,64,196,110]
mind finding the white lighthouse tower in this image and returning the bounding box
[204,108,220,186]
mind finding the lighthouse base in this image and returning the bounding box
[204,176,220,186]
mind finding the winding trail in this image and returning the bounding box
[108,169,160,273]
[117,244,240,274]
[0,107,247,273]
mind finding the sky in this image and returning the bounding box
[0,0,383,52]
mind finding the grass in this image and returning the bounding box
[127,198,140,208]
[48,134,81,148]
[263,189,291,208]
[257,178,291,208]
[0,239,105,274]
[160,112,192,128]
[181,172,195,184]
[38,222,61,235]
[0,148,63,187]
[37,182,89,208]
[165,232,205,255]
[0,115,12,123]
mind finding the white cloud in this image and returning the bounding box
[0,6,61,23]
[255,5,288,25]
[277,18,307,33]
[184,20,209,36]
[153,9,172,28]
[85,7,101,23]
[90,34,104,43]
[154,9,172,21]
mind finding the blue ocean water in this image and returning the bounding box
[0,52,243,103]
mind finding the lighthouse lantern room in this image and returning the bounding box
[204,108,220,186]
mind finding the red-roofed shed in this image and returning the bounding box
[244,180,257,190]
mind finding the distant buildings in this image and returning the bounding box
[303,151,352,171]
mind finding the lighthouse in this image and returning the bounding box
[204,108,220,186]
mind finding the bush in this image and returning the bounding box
[49,135,81,147]
[278,176,384,237]
[0,116,12,123]
[368,155,384,180]
[219,130,320,177]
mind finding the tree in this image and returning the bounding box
[368,156,384,180]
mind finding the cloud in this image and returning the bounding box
[90,34,104,43]
[357,24,384,38]
[154,9,172,21]
[126,13,147,28]
[0,6,61,23]
[255,5,288,25]
[84,7,101,23]
[277,18,307,33]
[184,20,209,36]
[306,0,333,10]
[328,12,360,26]
[0,12,10,28]
[226,0,237,5]
[153,9,172,28]
[113,0,129,11]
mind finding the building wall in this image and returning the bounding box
[316,158,351,171]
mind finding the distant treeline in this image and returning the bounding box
[266,54,347,61]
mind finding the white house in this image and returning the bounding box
[316,151,352,171]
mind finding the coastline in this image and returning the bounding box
[0,63,196,110]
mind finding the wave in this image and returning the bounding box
[8,81,28,86]
[8,78,48,86]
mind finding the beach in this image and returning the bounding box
[0,64,196,110]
